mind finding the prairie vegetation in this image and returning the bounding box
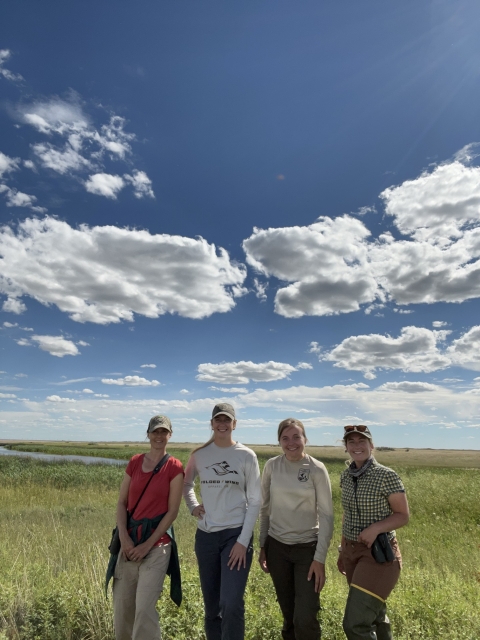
[0,446,478,639]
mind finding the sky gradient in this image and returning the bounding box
[2,1,480,449]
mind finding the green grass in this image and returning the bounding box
[0,453,479,639]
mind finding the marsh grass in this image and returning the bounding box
[0,453,479,639]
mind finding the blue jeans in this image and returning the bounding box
[195,527,253,640]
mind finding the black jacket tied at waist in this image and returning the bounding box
[105,512,182,606]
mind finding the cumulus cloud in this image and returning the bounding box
[197,361,305,384]
[241,146,480,316]
[323,326,452,379]
[243,216,378,317]
[101,376,161,386]
[0,216,247,323]
[31,335,80,357]
[0,50,23,82]
[14,95,154,199]
[82,389,94,394]
[296,362,313,370]
[0,392,17,399]
[208,386,249,394]
[0,151,45,212]
[85,173,125,198]
[46,395,76,402]
[0,151,20,178]
[432,321,447,328]
[447,326,480,370]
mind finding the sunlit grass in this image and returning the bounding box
[0,454,478,638]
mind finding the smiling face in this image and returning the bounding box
[148,426,171,449]
[345,433,374,468]
[279,424,306,461]
[211,413,236,444]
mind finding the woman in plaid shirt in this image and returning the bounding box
[337,425,409,640]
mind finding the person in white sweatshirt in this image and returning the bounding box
[258,417,334,640]
[183,402,261,640]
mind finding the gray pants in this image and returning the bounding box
[265,535,321,640]
[113,544,171,640]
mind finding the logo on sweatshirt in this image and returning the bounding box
[206,461,239,476]
[298,468,310,482]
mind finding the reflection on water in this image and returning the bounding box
[0,446,126,466]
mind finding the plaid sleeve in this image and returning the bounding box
[381,469,405,497]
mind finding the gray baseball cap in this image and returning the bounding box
[148,415,172,433]
[211,403,236,421]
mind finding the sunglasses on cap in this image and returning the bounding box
[344,425,368,433]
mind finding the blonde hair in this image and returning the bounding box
[277,417,307,442]
[192,432,215,454]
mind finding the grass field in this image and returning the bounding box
[0,445,479,639]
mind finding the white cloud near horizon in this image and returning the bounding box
[0,216,247,323]
[101,376,161,386]
[197,361,307,384]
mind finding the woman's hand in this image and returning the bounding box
[258,548,269,573]
[227,542,247,570]
[337,554,346,576]
[307,560,326,593]
[128,541,152,562]
[357,523,380,548]
[120,533,135,558]
[192,504,205,519]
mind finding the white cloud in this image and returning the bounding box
[0,50,23,82]
[243,216,378,317]
[309,342,321,354]
[77,340,89,347]
[140,364,156,369]
[3,322,18,328]
[82,389,94,394]
[0,216,246,323]
[85,173,125,198]
[253,278,268,302]
[0,184,46,212]
[15,95,153,199]
[0,393,17,399]
[208,386,249,394]
[16,338,31,347]
[30,335,80,357]
[101,376,161,386]
[323,326,452,379]
[124,171,155,199]
[376,381,439,393]
[296,362,313,370]
[46,395,76,403]
[0,151,20,178]
[2,298,27,314]
[94,393,109,398]
[447,326,480,371]
[197,361,301,384]
[179,389,190,395]
[432,321,447,328]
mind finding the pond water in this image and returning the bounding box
[0,446,126,466]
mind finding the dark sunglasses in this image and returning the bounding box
[344,425,368,433]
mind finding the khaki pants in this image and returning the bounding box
[113,544,171,640]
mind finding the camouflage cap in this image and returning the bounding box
[148,415,173,433]
[211,402,236,421]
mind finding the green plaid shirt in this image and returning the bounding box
[340,458,405,541]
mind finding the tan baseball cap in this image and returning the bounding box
[148,415,173,433]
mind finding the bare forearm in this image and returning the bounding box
[370,512,409,534]
[116,501,129,536]
[143,509,179,549]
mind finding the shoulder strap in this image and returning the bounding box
[129,453,170,518]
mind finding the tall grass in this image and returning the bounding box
[0,454,478,639]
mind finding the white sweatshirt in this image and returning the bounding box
[183,442,262,548]
[259,454,334,563]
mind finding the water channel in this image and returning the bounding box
[0,446,126,466]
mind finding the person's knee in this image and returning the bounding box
[219,596,244,620]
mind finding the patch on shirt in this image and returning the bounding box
[206,461,239,476]
[298,468,310,482]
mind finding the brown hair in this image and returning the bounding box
[191,404,236,454]
[277,417,307,442]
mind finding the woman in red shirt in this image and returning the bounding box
[113,415,184,640]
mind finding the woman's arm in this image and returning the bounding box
[116,473,135,559]
[183,455,202,515]
[228,453,262,570]
[357,491,410,548]
[258,460,272,574]
[308,465,334,592]
[129,473,184,561]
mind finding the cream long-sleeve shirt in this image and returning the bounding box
[183,442,261,548]
[259,454,334,563]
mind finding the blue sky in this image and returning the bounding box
[1,0,480,449]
